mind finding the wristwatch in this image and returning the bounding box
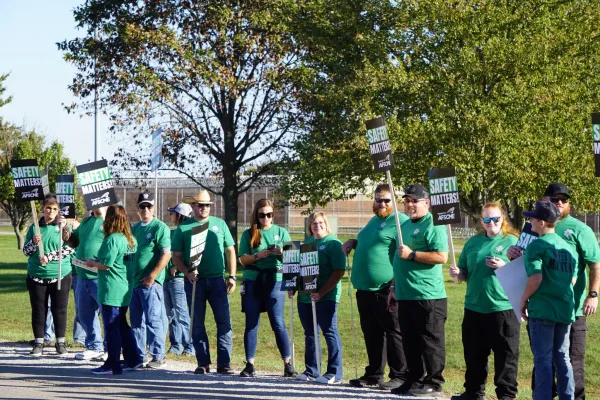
[409,251,417,261]
[254,253,259,261]
[589,291,598,298]
[228,276,237,281]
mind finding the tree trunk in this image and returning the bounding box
[222,174,239,248]
[14,226,24,250]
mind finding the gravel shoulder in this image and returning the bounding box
[0,342,450,399]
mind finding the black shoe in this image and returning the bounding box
[391,381,419,395]
[410,384,443,397]
[55,342,68,356]
[379,378,405,391]
[217,366,235,375]
[239,363,255,377]
[283,363,297,377]
[349,376,380,388]
[194,365,210,374]
[30,343,44,356]
[450,393,485,400]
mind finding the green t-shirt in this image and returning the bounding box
[97,233,137,307]
[525,232,578,324]
[25,220,73,279]
[298,234,347,304]
[555,215,600,317]
[352,212,409,291]
[171,216,235,279]
[165,229,184,281]
[239,225,292,281]
[131,218,171,287]
[71,215,105,280]
[458,233,517,313]
[393,213,448,300]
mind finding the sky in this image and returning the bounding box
[0,0,116,166]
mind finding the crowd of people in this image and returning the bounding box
[22,182,599,399]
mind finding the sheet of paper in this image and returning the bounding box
[494,256,527,323]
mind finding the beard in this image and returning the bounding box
[373,204,393,218]
[560,204,571,220]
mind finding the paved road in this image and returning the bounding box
[0,342,449,400]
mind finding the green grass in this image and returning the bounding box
[1,233,598,398]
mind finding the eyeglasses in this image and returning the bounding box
[193,203,211,209]
[549,196,570,204]
[258,212,273,219]
[403,198,424,204]
[482,216,501,224]
[139,204,153,210]
[375,198,392,204]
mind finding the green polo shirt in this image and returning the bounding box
[25,220,72,279]
[525,232,578,324]
[393,213,448,300]
[97,233,137,307]
[131,218,171,287]
[458,233,517,313]
[165,229,185,281]
[71,215,105,280]
[239,224,291,281]
[171,216,235,278]
[298,234,346,304]
[351,212,409,291]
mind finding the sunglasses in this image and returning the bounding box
[258,212,273,219]
[193,203,211,209]
[549,196,570,204]
[139,204,153,210]
[482,216,501,224]
[375,198,392,204]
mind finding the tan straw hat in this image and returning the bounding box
[183,190,213,205]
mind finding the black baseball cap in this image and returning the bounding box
[523,201,560,223]
[402,184,429,200]
[544,182,570,198]
[137,192,154,206]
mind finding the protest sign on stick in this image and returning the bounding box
[281,241,301,368]
[76,160,118,209]
[188,223,209,338]
[300,241,320,375]
[429,167,461,283]
[365,117,403,246]
[11,159,46,256]
[55,174,76,289]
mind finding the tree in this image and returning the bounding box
[0,73,12,108]
[282,0,600,227]
[59,0,305,244]
[0,122,76,249]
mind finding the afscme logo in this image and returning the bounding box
[91,192,111,206]
[438,207,455,221]
[304,277,318,290]
[22,188,39,199]
[378,153,392,168]
[61,206,71,216]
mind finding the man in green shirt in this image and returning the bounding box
[508,183,600,400]
[389,184,449,397]
[172,190,237,375]
[130,192,172,369]
[342,183,408,390]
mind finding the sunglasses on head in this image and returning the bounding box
[258,212,273,219]
[375,198,391,204]
[549,196,569,204]
[483,216,501,224]
[139,204,153,210]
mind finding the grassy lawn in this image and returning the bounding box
[1,233,598,398]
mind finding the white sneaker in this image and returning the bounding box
[75,350,104,360]
[295,373,314,381]
[315,375,342,384]
[91,352,108,362]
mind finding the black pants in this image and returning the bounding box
[529,316,587,400]
[397,298,447,390]
[27,274,72,339]
[462,309,520,399]
[356,287,407,381]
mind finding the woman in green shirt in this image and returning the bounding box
[292,212,346,384]
[85,205,143,375]
[449,201,520,400]
[238,199,295,378]
[24,195,75,356]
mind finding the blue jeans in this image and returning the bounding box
[184,278,233,368]
[71,275,86,344]
[297,300,343,380]
[75,278,104,351]
[130,283,167,361]
[164,278,194,355]
[529,318,574,400]
[44,298,54,341]
[100,305,143,373]
[242,280,290,361]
